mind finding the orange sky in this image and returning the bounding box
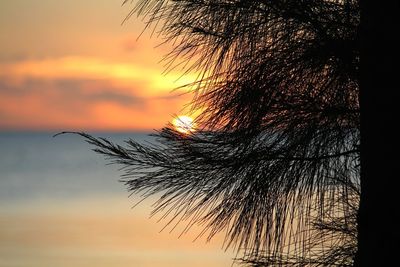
[0,2,237,266]
[0,0,196,131]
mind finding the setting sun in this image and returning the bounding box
[172,115,196,134]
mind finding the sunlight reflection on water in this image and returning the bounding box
[0,132,235,267]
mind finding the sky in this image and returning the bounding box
[0,0,197,132]
[0,2,237,267]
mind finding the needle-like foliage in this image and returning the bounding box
[72,0,361,265]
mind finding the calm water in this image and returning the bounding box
[0,132,235,267]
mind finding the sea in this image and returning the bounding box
[0,132,235,267]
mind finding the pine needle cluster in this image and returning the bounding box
[70,1,360,265]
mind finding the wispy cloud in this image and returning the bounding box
[0,57,195,95]
[0,57,194,131]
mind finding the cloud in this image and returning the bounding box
[0,56,196,97]
[54,79,145,107]
[0,56,194,131]
[0,78,143,107]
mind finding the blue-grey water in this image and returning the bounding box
[0,132,149,203]
[0,132,235,267]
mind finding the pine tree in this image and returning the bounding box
[64,0,372,265]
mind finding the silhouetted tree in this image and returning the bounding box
[63,0,398,265]
[354,1,399,266]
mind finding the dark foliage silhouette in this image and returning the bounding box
[240,186,358,266]
[65,0,365,265]
[355,1,399,266]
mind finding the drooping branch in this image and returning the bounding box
[71,0,361,265]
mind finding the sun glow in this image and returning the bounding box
[172,115,196,134]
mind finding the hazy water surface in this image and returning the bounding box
[0,132,235,267]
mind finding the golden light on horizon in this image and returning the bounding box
[0,1,239,266]
[172,115,196,134]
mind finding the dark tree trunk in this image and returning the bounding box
[355,1,400,266]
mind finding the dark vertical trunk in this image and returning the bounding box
[355,1,400,266]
